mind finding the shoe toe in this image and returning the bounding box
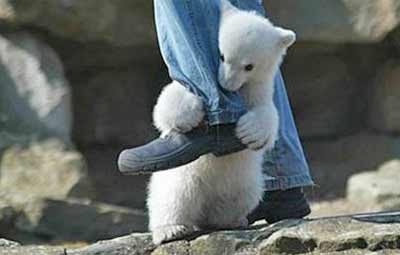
[117,149,142,173]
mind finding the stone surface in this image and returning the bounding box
[0,238,20,248]
[265,0,400,43]
[69,66,166,208]
[15,198,147,242]
[0,0,156,47]
[0,31,71,148]
[259,217,400,254]
[368,60,400,133]
[282,43,365,138]
[0,139,93,204]
[0,1,398,46]
[310,199,380,219]
[303,132,400,200]
[0,202,18,233]
[71,68,164,147]
[46,36,163,73]
[0,245,65,255]
[347,160,400,210]
[80,146,150,209]
[66,213,400,255]
[1,213,400,254]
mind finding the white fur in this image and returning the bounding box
[148,0,295,245]
[153,81,204,135]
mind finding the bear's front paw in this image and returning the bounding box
[236,111,277,150]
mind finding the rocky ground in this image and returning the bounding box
[2,160,400,254]
[2,212,400,255]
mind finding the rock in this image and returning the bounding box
[81,147,150,209]
[1,1,397,45]
[0,203,18,233]
[64,213,400,255]
[0,139,93,204]
[347,160,400,210]
[282,43,364,138]
[303,131,400,200]
[389,26,400,55]
[310,199,379,219]
[0,0,156,47]
[0,31,71,148]
[72,68,163,147]
[15,198,147,242]
[368,60,400,133]
[342,0,400,41]
[265,0,400,43]
[0,245,65,255]
[45,36,163,74]
[1,213,400,254]
[259,217,400,254]
[0,238,20,248]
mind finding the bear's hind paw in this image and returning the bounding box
[152,225,197,245]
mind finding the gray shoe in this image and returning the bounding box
[118,124,245,175]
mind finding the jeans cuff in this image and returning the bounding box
[264,173,315,191]
[206,109,246,125]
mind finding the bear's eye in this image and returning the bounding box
[244,64,254,72]
[220,54,225,62]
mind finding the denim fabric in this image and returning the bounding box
[263,73,314,190]
[153,0,314,190]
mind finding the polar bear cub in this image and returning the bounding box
[147,0,296,245]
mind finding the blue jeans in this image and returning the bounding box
[154,0,314,191]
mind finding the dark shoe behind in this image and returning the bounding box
[247,187,311,224]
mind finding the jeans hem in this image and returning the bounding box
[264,173,315,191]
[206,109,246,125]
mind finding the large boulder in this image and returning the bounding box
[0,139,93,204]
[282,43,364,138]
[72,68,162,147]
[1,1,398,45]
[0,31,71,148]
[303,132,400,199]
[0,239,20,248]
[70,67,166,208]
[368,60,400,133]
[15,198,147,242]
[0,0,155,47]
[0,197,18,234]
[265,0,400,43]
[347,160,400,210]
[81,147,150,209]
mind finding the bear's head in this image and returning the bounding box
[218,0,296,91]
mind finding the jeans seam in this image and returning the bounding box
[264,174,315,191]
[184,0,213,89]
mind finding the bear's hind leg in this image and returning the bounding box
[153,81,205,134]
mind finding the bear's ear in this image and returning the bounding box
[276,27,296,48]
[220,0,238,19]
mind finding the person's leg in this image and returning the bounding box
[154,0,247,124]
[234,0,314,223]
[247,72,315,224]
[118,0,248,174]
[263,73,314,191]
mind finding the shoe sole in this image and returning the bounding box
[118,144,212,175]
[118,130,247,175]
